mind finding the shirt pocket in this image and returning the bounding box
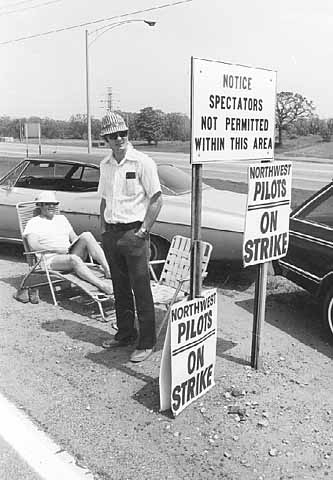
[125,178,136,196]
[124,171,137,196]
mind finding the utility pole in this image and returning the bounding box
[85,29,92,153]
[107,87,113,111]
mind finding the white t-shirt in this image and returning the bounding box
[23,215,73,253]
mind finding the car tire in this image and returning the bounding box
[149,236,170,278]
[322,286,333,338]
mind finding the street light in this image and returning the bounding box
[85,19,156,153]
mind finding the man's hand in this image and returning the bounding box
[135,227,148,240]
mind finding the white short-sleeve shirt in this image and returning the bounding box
[24,215,73,252]
[98,144,161,224]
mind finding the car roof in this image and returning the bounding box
[26,155,99,169]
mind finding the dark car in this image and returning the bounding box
[274,181,333,337]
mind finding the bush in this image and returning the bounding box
[321,130,331,142]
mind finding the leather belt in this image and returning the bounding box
[105,221,142,232]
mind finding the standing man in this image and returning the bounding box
[98,112,163,363]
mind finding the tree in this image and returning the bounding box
[91,117,102,140]
[161,112,190,141]
[136,107,163,145]
[319,118,333,142]
[276,92,315,145]
[67,114,87,139]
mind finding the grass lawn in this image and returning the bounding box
[133,140,190,154]
[33,134,333,159]
[280,140,333,158]
[204,177,313,211]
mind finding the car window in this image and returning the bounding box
[10,161,99,192]
[298,189,333,228]
[71,166,99,184]
[0,161,28,187]
[15,162,73,181]
[81,167,100,183]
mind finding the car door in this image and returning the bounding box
[282,184,333,293]
[0,161,35,241]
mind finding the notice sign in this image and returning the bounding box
[243,161,292,267]
[24,122,40,138]
[191,57,276,163]
[159,289,217,416]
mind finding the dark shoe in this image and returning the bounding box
[14,288,29,303]
[102,336,136,349]
[28,288,40,304]
[130,348,153,363]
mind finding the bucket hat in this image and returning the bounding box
[35,191,59,204]
[100,112,128,137]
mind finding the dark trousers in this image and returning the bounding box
[102,226,156,349]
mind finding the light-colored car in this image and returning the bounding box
[0,155,246,265]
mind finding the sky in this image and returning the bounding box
[1,0,333,120]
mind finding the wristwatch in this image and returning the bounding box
[137,226,149,238]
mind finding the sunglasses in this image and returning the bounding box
[37,202,59,207]
[105,130,128,141]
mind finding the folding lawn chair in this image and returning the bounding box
[16,200,113,321]
[149,235,213,339]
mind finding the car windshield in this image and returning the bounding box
[297,187,333,228]
[158,164,196,195]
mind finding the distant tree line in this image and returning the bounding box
[276,91,333,144]
[2,94,333,145]
[0,107,191,145]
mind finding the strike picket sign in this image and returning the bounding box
[159,289,217,416]
[243,161,293,267]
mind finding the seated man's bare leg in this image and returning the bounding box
[49,254,113,295]
[70,232,111,278]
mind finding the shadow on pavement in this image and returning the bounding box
[42,317,111,347]
[41,316,161,411]
[207,263,257,293]
[236,290,333,360]
[41,314,239,414]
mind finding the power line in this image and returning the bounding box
[0,0,61,17]
[0,0,40,10]
[0,0,193,45]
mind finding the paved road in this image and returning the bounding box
[0,142,332,191]
[0,436,41,480]
[0,391,94,480]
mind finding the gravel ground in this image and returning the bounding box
[0,249,333,480]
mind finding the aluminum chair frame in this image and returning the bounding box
[149,235,213,339]
[16,200,113,321]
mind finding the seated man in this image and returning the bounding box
[15,191,112,303]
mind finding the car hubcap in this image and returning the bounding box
[328,296,333,335]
